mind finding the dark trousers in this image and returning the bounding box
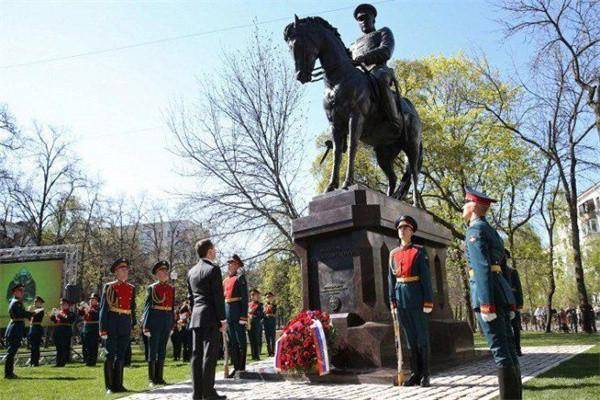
[4,337,20,377]
[397,308,430,351]
[263,317,276,356]
[53,327,72,367]
[83,327,99,365]
[142,333,149,362]
[477,308,519,367]
[182,328,192,361]
[105,331,131,362]
[28,326,44,366]
[511,312,522,354]
[171,330,182,360]
[227,319,247,370]
[248,318,262,360]
[191,326,219,400]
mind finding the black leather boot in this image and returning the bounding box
[104,359,114,394]
[5,354,16,379]
[420,348,430,387]
[513,365,523,399]
[239,346,247,371]
[498,366,521,399]
[113,361,127,392]
[148,361,156,386]
[156,360,166,385]
[403,348,421,386]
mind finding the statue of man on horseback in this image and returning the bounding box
[284,4,423,205]
[350,4,402,132]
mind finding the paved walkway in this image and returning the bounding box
[124,345,593,400]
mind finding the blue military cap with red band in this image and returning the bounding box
[465,187,497,205]
[110,257,130,273]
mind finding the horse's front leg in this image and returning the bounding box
[325,125,344,193]
[342,112,365,189]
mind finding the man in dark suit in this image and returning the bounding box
[187,238,227,400]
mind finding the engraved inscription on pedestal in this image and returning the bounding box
[308,235,355,314]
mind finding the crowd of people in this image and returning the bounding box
[522,305,599,333]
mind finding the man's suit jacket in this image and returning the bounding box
[187,258,226,329]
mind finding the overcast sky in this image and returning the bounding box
[4,0,592,206]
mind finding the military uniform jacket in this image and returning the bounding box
[507,268,523,310]
[79,305,99,332]
[29,308,45,337]
[99,280,137,336]
[350,27,394,69]
[465,217,516,313]
[223,273,248,322]
[248,301,264,322]
[142,281,175,332]
[50,310,76,326]
[388,244,434,309]
[6,298,33,340]
[264,302,277,318]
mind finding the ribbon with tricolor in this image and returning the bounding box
[273,318,330,376]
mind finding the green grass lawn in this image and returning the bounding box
[475,331,599,400]
[0,342,253,400]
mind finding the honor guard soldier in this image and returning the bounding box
[463,187,521,399]
[263,292,277,357]
[247,289,264,361]
[99,257,137,394]
[502,250,524,356]
[223,254,249,378]
[350,4,401,131]
[4,283,34,379]
[171,306,183,361]
[142,260,175,386]
[50,298,76,367]
[79,293,100,366]
[178,301,192,362]
[388,215,433,387]
[27,295,45,367]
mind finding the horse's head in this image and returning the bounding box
[284,15,321,84]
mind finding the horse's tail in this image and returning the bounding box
[395,140,422,200]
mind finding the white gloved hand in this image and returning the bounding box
[143,330,151,337]
[423,307,433,314]
[509,311,516,320]
[100,334,108,340]
[481,312,497,322]
[239,320,247,326]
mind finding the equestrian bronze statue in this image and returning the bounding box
[284,5,423,204]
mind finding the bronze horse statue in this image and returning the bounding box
[284,16,422,204]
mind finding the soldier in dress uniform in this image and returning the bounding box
[4,283,34,379]
[27,295,45,367]
[501,250,524,356]
[463,187,522,399]
[171,306,183,361]
[179,301,192,362]
[350,3,401,130]
[78,293,100,366]
[50,298,76,367]
[142,260,175,386]
[263,292,277,357]
[388,215,433,387]
[99,257,137,394]
[222,254,248,378]
[247,289,264,361]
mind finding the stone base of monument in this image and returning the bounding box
[240,185,476,384]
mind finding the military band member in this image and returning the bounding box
[142,260,175,386]
[463,187,521,399]
[247,289,264,361]
[388,215,433,387]
[263,292,277,357]
[27,295,45,367]
[223,254,249,378]
[502,250,524,356]
[179,301,192,362]
[99,257,137,394]
[78,293,100,366]
[50,298,76,367]
[171,307,183,361]
[4,283,34,379]
[350,4,401,131]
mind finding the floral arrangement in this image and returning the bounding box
[274,309,335,375]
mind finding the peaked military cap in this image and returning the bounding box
[59,297,71,304]
[34,295,45,303]
[110,257,130,273]
[89,293,100,300]
[266,292,275,297]
[11,283,25,292]
[395,215,418,232]
[152,260,170,275]
[250,288,261,295]
[227,254,244,267]
[465,187,497,205]
[354,3,377,19]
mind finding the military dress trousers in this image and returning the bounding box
[99,280,137,361]
[466,217,518,367]
[263,302,277,357]
[28,309,45,366]
[5,298,34,376]
[223,273,248,370]
[142,281,175,362]
[247,301,264,360]
[79,305,100,365]
[388,244,433,351]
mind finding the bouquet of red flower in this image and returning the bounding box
[274,310,335,375]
